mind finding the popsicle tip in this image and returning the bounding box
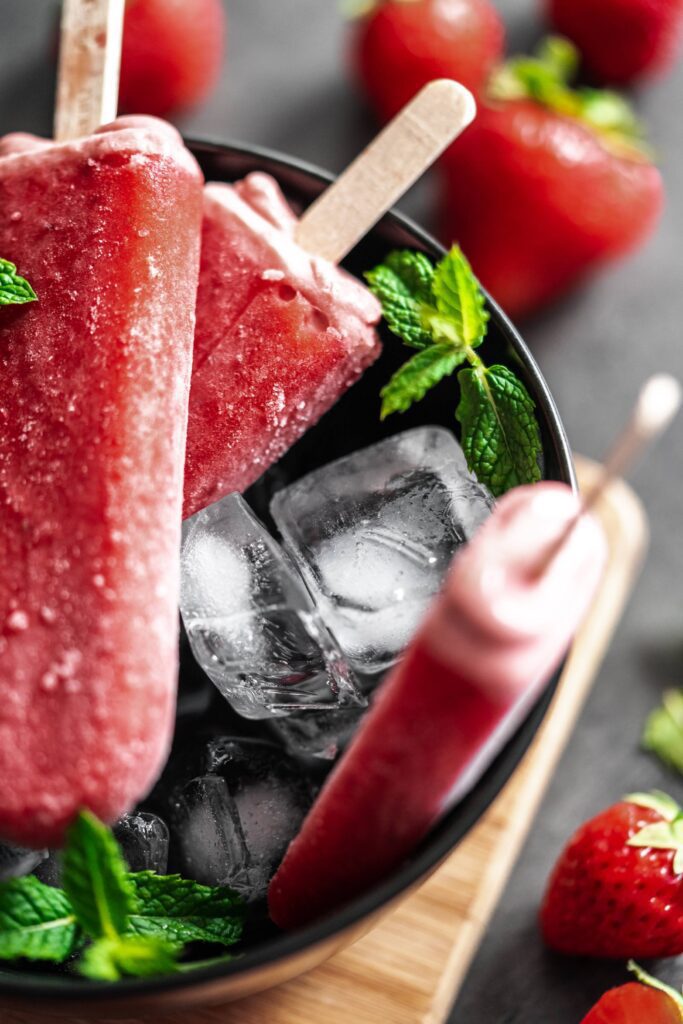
[416,78,477,128]
[634,373,682,441]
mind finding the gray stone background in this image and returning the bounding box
[1,1,682,1019]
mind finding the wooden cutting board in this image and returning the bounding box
[6,456,647,1024]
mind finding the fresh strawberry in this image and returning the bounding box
[541,792,683,959]
[581,965,683,1023]
[438,38,663,319]
[352,0,505,122]
[548,0,683,86]
[119,0,226,117]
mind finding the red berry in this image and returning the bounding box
[541,796,683,959]
[119,0,226,117]
[352,0,505,123]
[438,99,662,319]
[582,982,682,1023]
[548,0,683,85]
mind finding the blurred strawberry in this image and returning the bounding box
[548,0,683,86]
[581,965,683,1023]
[352,0,505,122]
[541,792,683,959]
[119,0,226,117]
[439,38,663,319]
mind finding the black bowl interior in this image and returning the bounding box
[0,140,575,1007]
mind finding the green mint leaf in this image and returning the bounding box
[456,364,542,497]
[126,872,244,948]
[642,690,683,776]
[365,250,435,350]
[0,876,81,963]
[62,810,135,941]
[380,344,466,419]
[431,246,489,350]
[78,935,180,982]
[0,258,37,307]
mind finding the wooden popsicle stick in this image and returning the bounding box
[533,373,680,577]
[296,80,476,264]
[54,0,125,142]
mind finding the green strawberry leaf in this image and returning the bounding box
[78,935,180,981]
[380,344,466,419]
[624,791,682,822]
[0,258,37,307]
[488,36,651,160]
[431,246,489,350]
[642,690,683,776]
[628,962,683,1011]
[126,872,244,948]
[365,250,435,350]
[62,810,135,941]
[456,364,542,497]
[0,876,81,963]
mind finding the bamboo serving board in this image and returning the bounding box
[7,457,647,1024]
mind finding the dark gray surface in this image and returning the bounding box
[1,1,682,1019]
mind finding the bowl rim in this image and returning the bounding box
[0,137,576,1007]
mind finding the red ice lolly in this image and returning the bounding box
[269,483,607,929]
[0,117,203,847]
[183,173,382,518]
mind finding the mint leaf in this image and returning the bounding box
[0,876,80,963]
[643,691,683,776]
[431,246,489,350]
[456,365,542,497]
[380,344,465,419]
[0,258,37,307]
[365,250,435,350]
[62,810,135,941]
[126,872,244,948]
[78,935,180,982]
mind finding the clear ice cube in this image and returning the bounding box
[268,705,366,761]
[170,738,314,902]
[0,843,46,881]
[271,426,493,673]
[180,493,363,720]
[114,812,170,874]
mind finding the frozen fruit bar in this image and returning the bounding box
[269,484,607,928]
[183,172,382,518]
[0,117,203,848]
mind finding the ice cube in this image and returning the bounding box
[0,843,47,881]
[170,738,314,902]
[268,704,366,760]
[180,493,363,720]
[271,426,493,673]
[114,812,170,874]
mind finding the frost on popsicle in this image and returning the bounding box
[366,245,543,497]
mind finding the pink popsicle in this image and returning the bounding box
[183,172,382,518]
[269,483,607,929]
[0,118,203,847]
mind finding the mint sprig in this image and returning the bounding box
[0,258,37,307]
[488,36,651,161]
[0,877,80,963]
[0,812,244,981]
[367,246,542,496]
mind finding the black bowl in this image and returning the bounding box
[0,140,575,1017]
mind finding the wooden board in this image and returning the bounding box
[6,457,647,1024]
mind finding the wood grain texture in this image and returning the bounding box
[54,0,124,141]
[4,457,647,1024]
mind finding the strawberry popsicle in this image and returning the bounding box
[0,117,203,848]
[183,172,382,518]
[269,483,607,929]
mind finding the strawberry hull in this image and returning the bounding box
[269,485,607,929]
[183,174,382,519]
[0,120,203,848]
